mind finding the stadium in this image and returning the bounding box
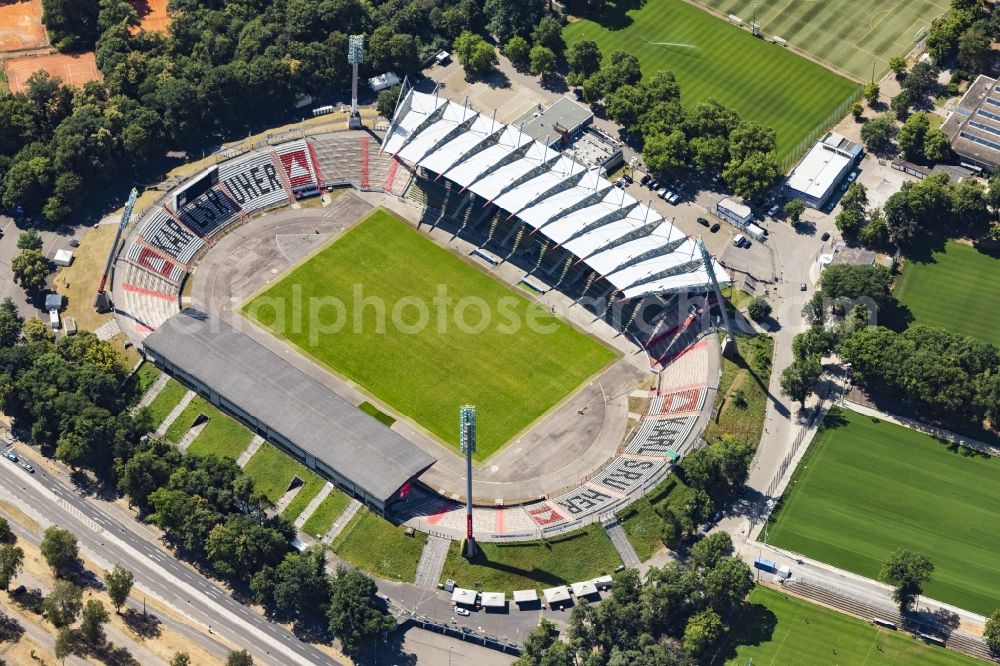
[112,87,730,539]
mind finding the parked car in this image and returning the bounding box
[648,179,659,190]
[623,174,633,184]
[697,217,710,227]
[821,231,831,241]
[69,239,80,248]
[768,203,781,217]
[800,282,808,291]
[710,223,720,233]
[668,193,681,204]
[640,174,651,186]
[3,450,17,463]
[657,187,668,199]
[455,608,471,617]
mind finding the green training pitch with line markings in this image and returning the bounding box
[563,0,860,165]
[766,407,1000,615]
[242,209,617,460]
[894,240,1000,347]
[695,0,949,81]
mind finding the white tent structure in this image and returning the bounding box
[543,586,572,606]
[451,588,478,605]
[381,89,729,302]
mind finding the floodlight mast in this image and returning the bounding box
[348,35,364,128]
[94,187,138,312]
[459,405,477,558]
[697,237,738,358]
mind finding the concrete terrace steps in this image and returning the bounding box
[236,435,265,468]
[119,262,180,332]
[156,390,195,436]
[134,373,169,411]
[602,516,639,569]
[177,420,208,453]
[322,498,362,544]
[413,535,450,590]
[293,482,334,530]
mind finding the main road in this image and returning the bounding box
[0,443,341,666]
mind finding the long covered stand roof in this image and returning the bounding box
[382,90,729,300]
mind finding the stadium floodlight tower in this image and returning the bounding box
[460,405,477,558]
[348,35,364,129]
[94,187,138,313]
[697,236,738,359]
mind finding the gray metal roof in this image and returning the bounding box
[143,309,435,503]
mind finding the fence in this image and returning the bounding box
[779,88,863,173]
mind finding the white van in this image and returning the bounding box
[732,234,747,247]
[48,309,60,330]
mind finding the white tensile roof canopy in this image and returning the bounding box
[382,90,729,300]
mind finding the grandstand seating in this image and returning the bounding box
[648,387,707,417]
[625,416,697,458]
[311,132,399,191]
[138,208,205,264]
[275,140,320,192]
[218,152,289,214]
[590,457,665,495]
[118,262,180,331]
[177,187,241,238]
[125,242,186,284]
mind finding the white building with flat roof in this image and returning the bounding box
[784,132,861,208]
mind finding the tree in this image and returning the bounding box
[0,545,24,591]
[792,327,833,361]
[80,599,109,644]
[728,121,777,162]
[567,39,601,83]
[923,127,951,163]
[723,152,779,201]
[11,249,49,295]
[483,0,544,45]
[889,56,908,76]
[170,653,192,666]
[43,580,82,627]
[453,32,498,78]
[519,619,559,664]
[858,207,890,248]
[746,297,771,321]
[531,16,564,54]
[958,23,992,72]
[879,549,934,612]
[952,178,990,235]
[819,264,893,304]
[702,556,754,611]
[851,102,864,119]
[985,609,1000,654]
[529,45,557,77]
[0,518,11,544]
[41,527,78,578]
[682,609,722,657]
[505,35,531,68]
[327,568,395,652]
[863,82,880,104]
[375,85,401,120]
[780,355,822,407]
[105,565,133,613]
[41,0,99,51]
[897,112,930,161]
[16,229,43,251]
[860,113,896,154]
[0,299,23,348]
[271,548,329,618]
[783,198,806,222]
[22,317,54,343]
[226,649,253,666]
[54,626,75,661]
[690,532,733,569]
[891,88,915,120]
[643,130,689,174]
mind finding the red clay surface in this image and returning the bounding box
[0,0,48,52]
[130,0,170,33]
[3,51,102,93]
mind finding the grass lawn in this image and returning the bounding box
[564,0,860,165]
[123,363,161,407]
[618,475,691,561]
[715,585,983,665]
[438,524,622,593]
[185,404,255,460]
[766,407,1000,615]
[895,240,1000,346]
[301,491,352,539]
[359,401,395,427]
[164,395,209,442]
[243,209,617,460]
[331,509,426,582]
[144,379,188,429]
[243,443,320,504]
[694,0,947,82]
[703,333,772,444]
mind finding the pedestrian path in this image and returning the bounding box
[236,435,265,468]
[94,317,122,341]
[413,536,450,590]
[177,420,207,453]
[156,390,195,436]
[134,372,168,411]
[274,484,302,515]
[322,498,362,544]
[602,516,639,569]
[294,482,334,530]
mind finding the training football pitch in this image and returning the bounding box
[766,408,1000,615]
[895,240,1000,346]
[563,0,860,165]
[242,209,617,460]
[695,0,949,81]
[717,586,983,665]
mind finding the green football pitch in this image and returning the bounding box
[695,0,949,81]
[563,0,860,165]
[717,586,984,665]
[766,407,1000,615]
[895,240,1000,346]
[242,210,617,460]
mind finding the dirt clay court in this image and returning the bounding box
[0,0,48,52]
[3,52,102,93]
[131,0,170,33]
